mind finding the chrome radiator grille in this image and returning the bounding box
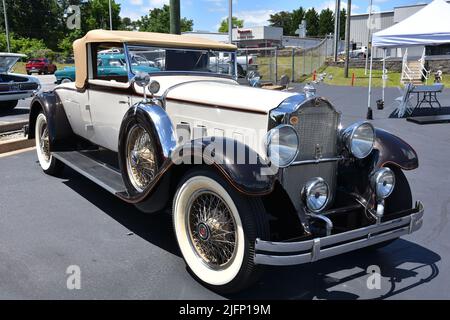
[293,102,340,161]
[282,100,340,210]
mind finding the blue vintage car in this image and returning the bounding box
[55,53,160,84]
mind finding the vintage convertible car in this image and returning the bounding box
[54,52,160,84]
[0,53,40,111]
[27,30,424,293]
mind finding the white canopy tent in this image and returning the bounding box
[367,0,450,115]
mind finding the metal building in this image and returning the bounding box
[350,1,450,58]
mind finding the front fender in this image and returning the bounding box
[116,103,276,204]
[372,128,418,170]
[116,102,177,204]
[28,91,76,151]
[171,137,277,196]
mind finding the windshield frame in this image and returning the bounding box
[124,43,238,81]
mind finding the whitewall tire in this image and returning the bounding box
[173,169,269,293]
[35,112,64,175]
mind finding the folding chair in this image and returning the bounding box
[394,83,415,117]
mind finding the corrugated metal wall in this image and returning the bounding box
[350,12,395,58]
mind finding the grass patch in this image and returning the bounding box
[257,55,324,83]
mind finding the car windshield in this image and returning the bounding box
[127,45,237,78]
[0,56,21,73]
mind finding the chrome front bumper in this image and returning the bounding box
[254,201,424,266]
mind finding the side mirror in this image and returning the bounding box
[132,71,151,88]
[132,72,151,101]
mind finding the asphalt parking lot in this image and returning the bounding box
[0,80,449,299]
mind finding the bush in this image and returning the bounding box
[0,33,54,59]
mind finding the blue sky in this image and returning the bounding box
[117,0,432,32]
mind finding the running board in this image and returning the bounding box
[53,151,127,195]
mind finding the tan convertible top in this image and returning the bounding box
[73,29,237,89]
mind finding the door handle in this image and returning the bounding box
[119,100,129,104]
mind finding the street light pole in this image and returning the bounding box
[2,0,10,53]
[170,0,181,34]
[228,0,233,44]
[108,0,113,30]
[333,0,341,61]
[365,0,373,75]
[344,0,352,78]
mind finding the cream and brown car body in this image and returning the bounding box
[27,30,424,293]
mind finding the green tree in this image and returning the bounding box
[0,0,65,50]
[83,0,121,32]
[305,8,319,37]
[136,5,193,33]
[269,11,293,36]
[218,17,243,33]
[318,8,334,37]
[291,7,305,35]
[58,29,84,58]
[0,33,50,58]
[121,17,137,31]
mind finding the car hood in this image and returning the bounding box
[0,53,26,73]
[165,81,297,114]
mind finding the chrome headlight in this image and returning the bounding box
[265,124,299,168]
[370,168,395,199]
[342,122,375,159]
[301,177,330,212]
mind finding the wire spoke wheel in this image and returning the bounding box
[186,190,238,270]
[126,124,157,192]
[39,125,50,163]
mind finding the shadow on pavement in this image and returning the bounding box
[60,167,181,257]
[59,165,440,300]
[230,240,440,300]
[389,106,450,118]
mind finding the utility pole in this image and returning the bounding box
[109,0,113,30]
[333,0,341,61]
[228,0,233,43]
[344,0,352,77]
[2,0,10,52]
[170,0,181,35]
[365,0,373,75]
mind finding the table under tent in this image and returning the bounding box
[367,0,450,121]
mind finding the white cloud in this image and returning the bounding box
[204,0,238,12]
[149,0,169,6]
[234,9,277,27]
[315,1,360,14]
[121,0,169,20]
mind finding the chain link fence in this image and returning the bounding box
[237,36,334,84]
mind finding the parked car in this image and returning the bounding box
[54,53,160,84]
[26,58,57,75]
[0,53,40,111]
[210,53,256,77]
[339,46,369,59]
[28,30,424,294]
